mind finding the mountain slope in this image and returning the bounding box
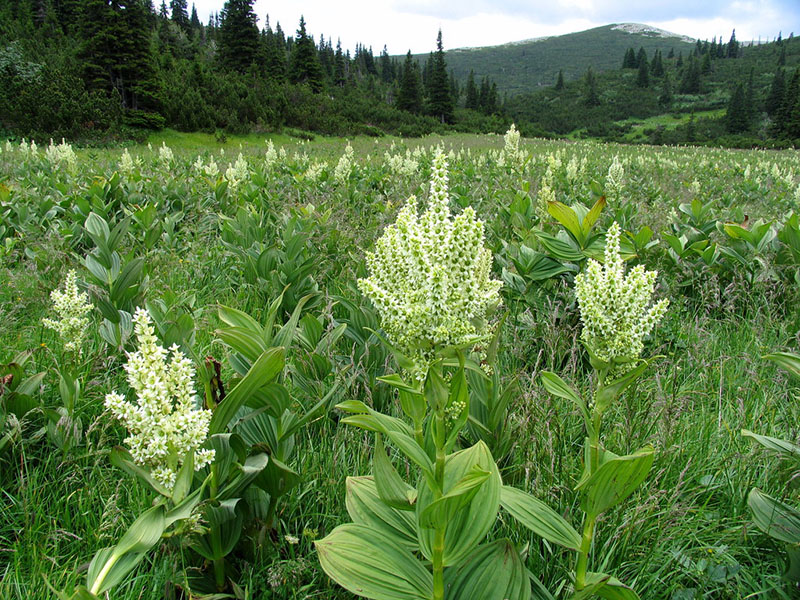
[436,24,698,97]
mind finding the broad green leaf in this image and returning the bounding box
[583,197,607,235]
[594,361,650,414]
[86,504,166,593]
[419,466,490,528]
[742,429,800,459]
[548,201,584,245]
[416,441,501,567]
[217,304,263,334]
[346,476,418,550]
[110,447,170,497]
[255,456,301,499]
[540,371,590,432]
[587,573,640,600]
[218,452,269,500]
[570,574,610,600]
[192,498,243,561]
[578,447,655,518]
[316,523,433,600]
[444,539,531,600]
[748,488,800,544]
[764,352,800,379]
[374,435,417,510]
[209,347,284,434]
[500,485,581,550]
[171,451,194,504]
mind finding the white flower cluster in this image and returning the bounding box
[45,139,77,172]
[42,270,93,354]
[264,140,278,170]
[158,142,173,168]
[105,308,214,491]
[194,155,219,179]
[225,153,249,190]
[303,160,326,182]
[358,151,502,378]
[606,156,625,200]
[383,151,418,178]
[333,142,354,184]
[119,148,136,174]
[575,222,669,374]
[498,124,526,171]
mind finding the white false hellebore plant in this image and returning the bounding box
[317,152,585,600]
[541,221,669,598]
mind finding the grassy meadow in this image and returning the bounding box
[1,131,799,600]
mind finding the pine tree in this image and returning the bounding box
[775,68,800,137]
[465,70,478,108]
[555,69,564,90]
[659,72,673,107]
[650,50,664,77]
[396,50,422,113]
[636,47,647,68]
[765,68,785,116]
[668,47,675,59]
[701,51,712,74]
[636,58,649,88]
[290,16,324,92]
[379,45,392,83]
[218,0,260,73]
[426,29,453,123]
[677,51,683,68]
[169,0,187,29]
[622,47,636,69]
[727,29,739,58]
[584,67,600,106]
[726,82,749,133]
[333,38,345,86]
[189,3,199,29]
[679,55,701,93]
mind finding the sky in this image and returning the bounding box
[190,0,800,54]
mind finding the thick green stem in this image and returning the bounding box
[574,514,597,590]
[432,412,447,600]
[265,494,278,533]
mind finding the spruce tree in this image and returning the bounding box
[584,67,600,106]
[218,0,260,73]
[379,45,392,83]
[426,29,453,123]
[659,72,673,107]
[333,38,345,87]
[726,83,748,133]
[650,50,664,77]
[636,47,647,68]
[765,68,785,116]
[636,58,649,88]
[169,0,187,29]
[397,50,422,113]
[465,70,478,108]
[622,47,636,68]
[555,69,564,90]
[289,16,324,92]
[189,4,199,29]
[727,29,739,58]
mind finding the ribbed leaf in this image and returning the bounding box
[346,476,418,550]
[748,488,800,544]
[500,485,581,550]
[444,539,531,600]
[316,523,433,600]
[577,447,654,518]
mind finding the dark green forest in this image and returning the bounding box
[0,0,507,141]
[1,0,799,148]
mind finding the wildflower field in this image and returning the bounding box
[1,130,800,600]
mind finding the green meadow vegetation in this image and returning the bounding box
[1,129,800,599]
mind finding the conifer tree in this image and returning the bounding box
[727,29,739,58]
[397,50,422,113]
[622,47,636,68]
[169,0,187,29]
[584,67,600,106]
[465,70,478,108]
[427,29,453,123]
[189,4,200,29]
[659,72,673,107]
[766,68,785,116]
[290,16,324,92]
[333,38,345,87]
[555,69,564,90]
[636,47,647,68]
[778,46,786,66]
[726,82,749,133]
[636,58,649,88]
[218,0,260,73]
[650,50,664,77]
[679,55,701,93]
[379,45,393,83]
